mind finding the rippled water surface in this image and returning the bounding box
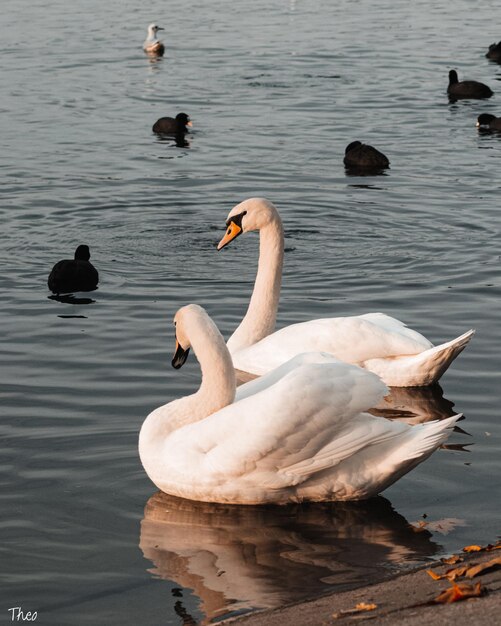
[2,0,501,623]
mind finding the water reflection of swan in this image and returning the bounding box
[140,492,440,623]
[369,384,456,425]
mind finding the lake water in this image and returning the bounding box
[1,0,501,623]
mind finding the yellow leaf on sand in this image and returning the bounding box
[441,555,463,565]
[434,581,484,604]
[465,555,501,579]
[426,569,442,580]
[461,540,501,553]
[333,602,378,618]
[446,566,469,581]
[427,565,469,581]
[354,603,377,611]
[429,555,501,584]
[463,545,482,552]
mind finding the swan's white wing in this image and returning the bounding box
[235,352,344,402]
[166,362,390,490]
[357,313,432,345]
[231,314,433,375]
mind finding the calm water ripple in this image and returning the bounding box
[1,0,500,624]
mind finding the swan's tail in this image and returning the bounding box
[396,413,461,461]
[363,329,475,387]
[374,413,461,494]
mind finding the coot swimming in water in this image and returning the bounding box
[476,113,501,130]
[152,112,192,134]
[486,41,501,61]
[447,70,493,99]
[48,245,99,294]
[343,141,390,171]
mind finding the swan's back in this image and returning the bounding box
[231,314,432,377]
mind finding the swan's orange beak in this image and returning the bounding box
[217,220,242,250]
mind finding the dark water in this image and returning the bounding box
[1,0,501,623]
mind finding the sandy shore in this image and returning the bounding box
[225,546,501,625]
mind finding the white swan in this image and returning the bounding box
[139,304,460,505]
[217,198,474,387]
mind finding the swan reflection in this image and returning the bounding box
[369,384,456,424]
[140,492,440,623]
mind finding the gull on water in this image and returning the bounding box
[143,24,165,56]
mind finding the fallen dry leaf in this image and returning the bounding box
[446,566,469,581]
[441,555,463,565]
[433,581,485,604]
[428,554,501,583]
[465,555,501,579]
[463,545,482,552]
[461,540,501,553]
[332,602,378,618]
[354,603,377,611]
[426,565,468,582]
[426,569,442,581]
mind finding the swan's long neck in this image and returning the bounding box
[141,314,236,443]
[227,218,284,353]
[189,319,236,423]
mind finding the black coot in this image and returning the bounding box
[486,41,501,61]
[152,112,192,134]
[344,141,390,171]
[48,245,99,294]
[448,70,493,99]
[476,113,501,130]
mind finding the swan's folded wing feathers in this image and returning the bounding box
[232,316,433,375]
[169,362,387,489]
[281,415,409,480]
[358,313,433,348]
[235,352,344,402]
